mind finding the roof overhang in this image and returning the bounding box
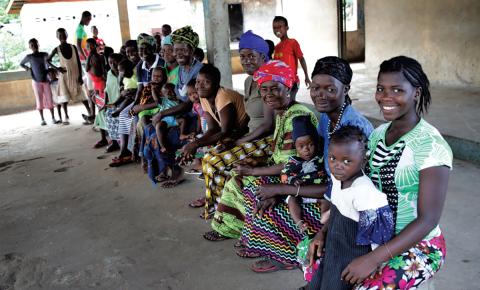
[6,0,90,14]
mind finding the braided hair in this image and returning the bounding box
[379,56,431,115]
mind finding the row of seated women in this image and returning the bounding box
[103,28,452,289]
[176,31,453,290]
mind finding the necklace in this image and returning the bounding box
[327,102,347,138]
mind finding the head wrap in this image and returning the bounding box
[239,30,269,61]
[311,56,353,85]
[161,35,173,47]
[292,116,319,143]
[171,26,199,49]
[137,33,156,48]
[253,60,295,89]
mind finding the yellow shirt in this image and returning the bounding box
[200,87,249,128]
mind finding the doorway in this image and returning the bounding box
[337,0,365,62]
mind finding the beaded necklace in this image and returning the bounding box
[327,102,347,138]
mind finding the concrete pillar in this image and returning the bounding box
[202,0,233,89]
[117,0,131,44]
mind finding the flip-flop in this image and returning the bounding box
[250,258,297,273]
[233,240,245,249]
[188,198,206,208]
[62,121,70,125]
[93,140,109,149]
[105,143,120,153]
[109,156,133,167]
[161,179,185,188]
[203,230,230,242]
[185,168,201,175]
[236,248,261,259]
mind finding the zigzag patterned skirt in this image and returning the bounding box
[241,176,323,265]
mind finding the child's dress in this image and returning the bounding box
[281,155,328,203]
[310,175,394,290]
[50,79,69,104]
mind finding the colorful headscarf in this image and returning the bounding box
[311,56,353,85]
[253,60,295,89]
[137,33,156,48]
[239,30,269,61]
[171,26,199,49]
[161,35,173,47]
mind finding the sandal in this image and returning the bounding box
[161,179,185,188]
[236,248,261,259]
[93,140,109,149]
[185,168,201,175]
[188,198,206,208]
[105,143,120,153]
[109,156,133,167]
[250,258,297,273]
[203,230,230,242]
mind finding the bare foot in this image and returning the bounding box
[161,166,185,188]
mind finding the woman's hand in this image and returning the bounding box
[341,253,380,285]
[256,184,278,200]
[253,197,277,216]
[232,164,254,176]
[180,142,198,162]
[132,105,143,114]
[308,231,326,267]
[58,67,67,74]
[152,112,163,124]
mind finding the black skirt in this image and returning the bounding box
[309,205,371,290]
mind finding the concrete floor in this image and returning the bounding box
[1,104,479,290]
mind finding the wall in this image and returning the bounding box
[0,72,35,115]
[364,0,480,86]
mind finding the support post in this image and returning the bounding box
[117,0,131,44]
[202,0,233,88]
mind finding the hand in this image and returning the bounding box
[78,76,84,85]
[58,67,67,74]
[232,164,254,176]
[341,253,380,285]
[152,112,163,124]
[305,77,312,89]
[111,110,120,118]
[253,197,277,217]
[308,231,326,267]
[181,142,198,161]
[256,184,278,200]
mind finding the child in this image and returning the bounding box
[20,38,57,125]
[193,47,205,63]
[309,125,394,290]
[91,26,105,55]
[47,28,91,120]
[281,116,329,234]
[272,16,311,100]
[86,38,106,108]
[48,68,70,125]
[103,53,124,152]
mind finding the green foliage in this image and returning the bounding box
[0,29,25,71]
[1,0,19,24]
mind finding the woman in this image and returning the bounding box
[308,56,452,289]
[235,57,372,273]
[191,31,275,218]
[203,61,322,256]
[179,64,250,187]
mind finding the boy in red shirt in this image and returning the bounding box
[272,16,311,100]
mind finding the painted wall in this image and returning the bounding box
[364,0,480,86]
[20,0,123,54]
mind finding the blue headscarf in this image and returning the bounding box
[239,30,269,61]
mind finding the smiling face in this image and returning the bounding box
[161,44,176,63]
[195,73,216,99]
[239,48,264,75]
[328,141,365,185]
[295,135,317,161]
[173,43,193,66]
[272,20,288,39]
[376,71,420,122]
[139,43,153,62]
[310,74,348,113]
[259,80,290,110]
[125,46,139,64]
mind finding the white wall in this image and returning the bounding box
[20,0,123,53]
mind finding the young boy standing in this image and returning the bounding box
[272,16,311,100]
[20,38,57,125]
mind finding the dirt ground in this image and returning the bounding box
[1,106,479,290]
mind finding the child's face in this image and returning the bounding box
[29,41,39,53]
[126,46,139,63]
[48,70,57,80]
[187,86,199,103]
[86,42,96,52]
[295,135,316,161]
[272,20,288,39]
[108,57,119,75]
[118,65,132,78]
[151,69,165,84]
[92,27,98,36]
[57,31,67,43]
[162,87,176,98]
[328,141,365,183]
